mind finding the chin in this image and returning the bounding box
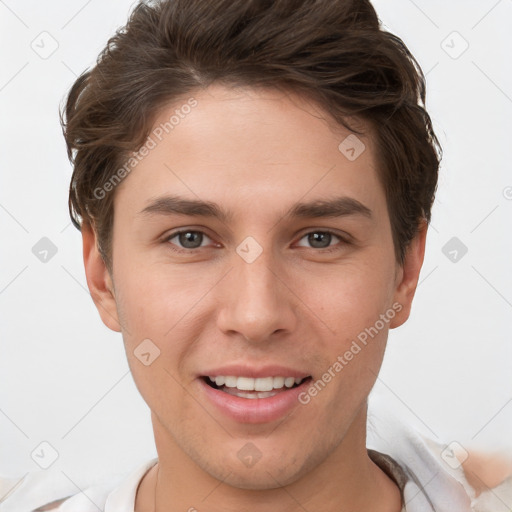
[219,469,297,490]
[203,453,309,491]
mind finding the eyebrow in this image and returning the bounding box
[286,197,372,220]
[139,196,233,223]
[139,195,372,222]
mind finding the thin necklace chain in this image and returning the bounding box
[153,463,159,512]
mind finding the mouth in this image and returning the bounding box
[197,366,314,423]
[201,375,312,399]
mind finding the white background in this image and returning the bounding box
[1,0,511,486]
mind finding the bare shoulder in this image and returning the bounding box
[460,449,512,495]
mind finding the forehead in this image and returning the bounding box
[114,84,387,222]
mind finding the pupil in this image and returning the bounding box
[179,231,202,248]
[309,232,331,248]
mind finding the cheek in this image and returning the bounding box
[300,260,395,338]
[112,263,216,395]
[112,272,198,413]
[113,258,216,339]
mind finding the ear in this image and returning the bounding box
[389,219,428,329]
[82,223,122,332]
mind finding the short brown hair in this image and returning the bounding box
[61,0,441,271]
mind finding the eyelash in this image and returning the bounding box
[163,229,349,254]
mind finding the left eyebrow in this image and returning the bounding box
[285,196,373,220]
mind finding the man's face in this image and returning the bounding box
[86,85,420,489]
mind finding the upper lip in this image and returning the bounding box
[199,364,311,379]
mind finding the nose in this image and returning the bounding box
[216,248,297,343]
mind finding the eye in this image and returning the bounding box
[295,230,346,250]
[165,230,215,251]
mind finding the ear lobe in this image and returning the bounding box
[389,219,428,329]
[82,223,122,332]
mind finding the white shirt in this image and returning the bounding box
[2,400,511,512]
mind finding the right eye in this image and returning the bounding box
[164,230,214,251]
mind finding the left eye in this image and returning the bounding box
[167,230,213,250]
[296,231,342,249]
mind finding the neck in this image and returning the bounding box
[136,405,401,512]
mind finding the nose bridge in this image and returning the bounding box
[239,253,279,310]
[216,245,296,341]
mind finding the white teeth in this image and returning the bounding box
[273,376,285,389]
[238,376,259,390]
[207,375,306,392]
[255,377,274,391]
[224,376,238,388]
[284,377,295,388]
[222,388,278,399]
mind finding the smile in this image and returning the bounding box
[205,375,309,399]
[199,375,313,423]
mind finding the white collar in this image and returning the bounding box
[103,457,158,512]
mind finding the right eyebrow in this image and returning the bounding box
[139,195,234,223]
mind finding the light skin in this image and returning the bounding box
[82,84,427,512]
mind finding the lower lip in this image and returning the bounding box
[198,377,312,424]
